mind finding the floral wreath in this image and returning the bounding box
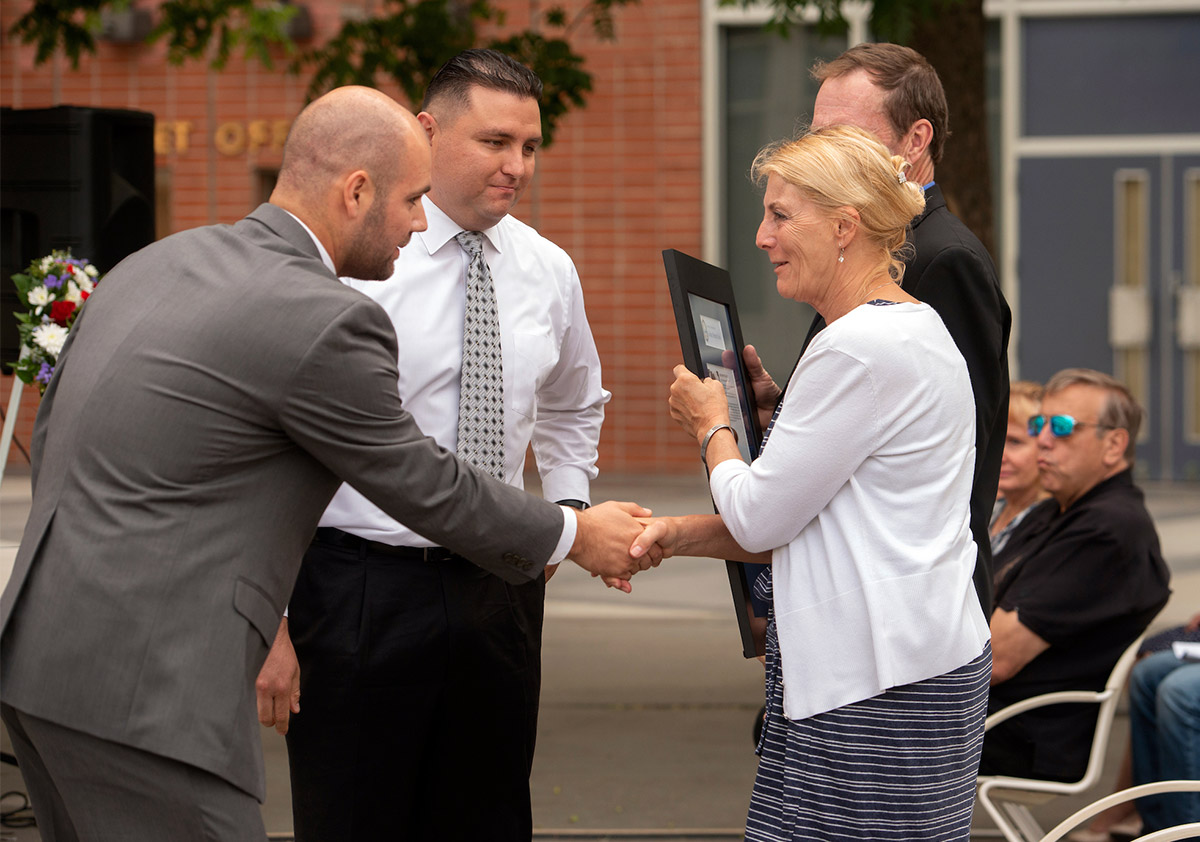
[9,250,101,393]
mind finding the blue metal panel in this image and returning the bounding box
[1171,155,1200,480]
[1023,15,1200,137]
[1018,156,1164,476]
[1017,157,1150,376]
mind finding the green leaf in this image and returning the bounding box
[716,0,960,43]
[11,0,636,152]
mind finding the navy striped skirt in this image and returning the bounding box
[746,568,991,842]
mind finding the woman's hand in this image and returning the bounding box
[631,516,678,563]
[669,365,732,442]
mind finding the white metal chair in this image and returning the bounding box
[1038,779,1200,842]
[975,633,1148,842]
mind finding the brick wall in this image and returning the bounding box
[1,0,704,475]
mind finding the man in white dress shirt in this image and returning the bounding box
[255,50,610,841]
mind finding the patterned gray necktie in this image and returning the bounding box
[454,230,505,479]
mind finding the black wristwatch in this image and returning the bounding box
[555,499,591,510]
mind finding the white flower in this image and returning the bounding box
[84,264,99,277]
[76,275,94,294]
[28,286,52,307]
[32,323,70,357]
[72,266,89,286]
[64,281,83,304]
[39,256,55,272]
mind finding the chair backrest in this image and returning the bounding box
[977,633,1150,841]
[1039,780,1200,842]
[1071,632,1148,791]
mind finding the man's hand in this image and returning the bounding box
[743,345,782,432]
[256,617,301,735]
[989,607,1050,685]
[597,574,633,593]
[570,501,658,586]
[589,515,680,594]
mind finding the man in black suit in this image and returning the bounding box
[745,43,1010,616]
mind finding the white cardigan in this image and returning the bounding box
[711,302,991,721]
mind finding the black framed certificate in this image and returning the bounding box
[662,248,766,658]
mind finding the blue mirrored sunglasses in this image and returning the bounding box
[1027,414,1114,438]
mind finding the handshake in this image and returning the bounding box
[568,501,677,593]
[257,500,679,735]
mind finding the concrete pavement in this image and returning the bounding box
[2,468,1198,839]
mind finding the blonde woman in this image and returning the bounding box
[990,380,1051,555]
[634,126,990,840]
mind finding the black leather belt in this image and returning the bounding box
[313,527,459,562]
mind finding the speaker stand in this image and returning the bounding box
[0,372,25,483]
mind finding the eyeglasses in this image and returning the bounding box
[1027,414,1116,438]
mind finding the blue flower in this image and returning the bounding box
[35,362,54,385]
[43,274,63,289]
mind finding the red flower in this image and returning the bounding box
[50,300,76,326]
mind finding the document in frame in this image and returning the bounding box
[662,248,766,658]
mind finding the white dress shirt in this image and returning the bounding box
[283,210,336,274]
[710,302,990,721]
[319,198,610,552]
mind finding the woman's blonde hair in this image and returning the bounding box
[1007,380,1044,429]
[750,125,926,282]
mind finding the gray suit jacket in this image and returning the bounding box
[0,204,565,799]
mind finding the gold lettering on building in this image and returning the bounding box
[154,121,192,155]
[153,120,292,156]
[214,122,246,155]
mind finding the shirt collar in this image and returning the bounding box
[282,210,337,275]
[417,197,504,257]
[1062,467,1136,513]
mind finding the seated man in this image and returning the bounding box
[982,368,1171,782]
[1130,645,1200,832]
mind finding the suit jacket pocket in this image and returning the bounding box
[234,577,281,647]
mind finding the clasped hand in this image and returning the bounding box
[586,512,682,593]
[571,500,671,593]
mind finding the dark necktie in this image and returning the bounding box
[454,230,505,479]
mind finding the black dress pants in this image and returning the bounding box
[285,535,545,842]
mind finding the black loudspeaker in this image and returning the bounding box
[1,106,156,366]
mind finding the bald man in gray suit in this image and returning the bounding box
[0,87,652,842]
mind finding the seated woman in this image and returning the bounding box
[990,380,1051,556]
[633,125,991,841]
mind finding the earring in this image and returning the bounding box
[838,247,845,264]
